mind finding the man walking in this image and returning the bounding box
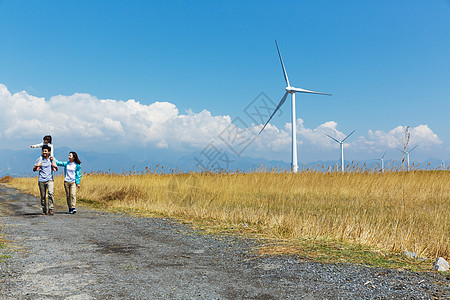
[33,145,57,215]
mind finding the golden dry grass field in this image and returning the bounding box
[7,170,449,263]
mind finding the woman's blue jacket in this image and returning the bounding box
[54,159,81,185]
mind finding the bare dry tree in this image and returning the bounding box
[401,126,410,171]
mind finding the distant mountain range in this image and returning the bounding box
[0,147,446,178]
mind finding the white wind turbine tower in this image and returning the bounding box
[259,40,331,173]
[395,145,417,171]
[325,130,355,172]
[375,151,386,173]
[438,158,449,170]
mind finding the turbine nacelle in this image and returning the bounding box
[286,86,331,96]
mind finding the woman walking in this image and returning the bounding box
[52,152,81,214]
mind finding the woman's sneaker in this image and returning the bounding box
[71,208,76,214]
[69,208,76,214]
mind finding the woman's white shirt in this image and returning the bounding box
[65,162,77,183]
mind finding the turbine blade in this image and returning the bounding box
[325,134,340,144]
[382,151,386,159]
[259,92,289,134]
[275,40,290,87]
[341,130,355,143]
[409,145,418,153]
[290,87,332,96]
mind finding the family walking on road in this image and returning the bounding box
[31,135,82,215]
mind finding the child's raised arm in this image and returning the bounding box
[30,142,44,148]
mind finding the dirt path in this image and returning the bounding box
[0,184,448,299]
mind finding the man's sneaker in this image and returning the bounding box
[48,209,54,215]
[71,208,76,214]
[41,211,47,215]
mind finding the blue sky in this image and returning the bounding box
[1,0,449,165]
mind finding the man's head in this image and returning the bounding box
[42,145,51,158]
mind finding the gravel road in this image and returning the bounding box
[0,184,448,299]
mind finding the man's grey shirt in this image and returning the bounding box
[35,157,53,182]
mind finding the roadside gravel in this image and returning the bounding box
[0,184,448,299]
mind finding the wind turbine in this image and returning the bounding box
[438,158,449,170]
[259,40,331,173]
[325,130,355,172]
[395,145,417,171]
[374,151,386,173]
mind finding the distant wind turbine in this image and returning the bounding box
[438,158,449,170]
[374,151,386,173]
[395,145,417,171]
[259,40,331,173]
[325,130,355,172]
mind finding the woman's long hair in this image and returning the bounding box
[70,152,81,165]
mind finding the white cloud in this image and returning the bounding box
[253,118,349,152]
[362,125,442,150]
[249,118,443,161]
[0,84,230,151]
[0,84,443,161]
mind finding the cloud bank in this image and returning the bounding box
[0,84,443,160]
[0,84,232,150]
